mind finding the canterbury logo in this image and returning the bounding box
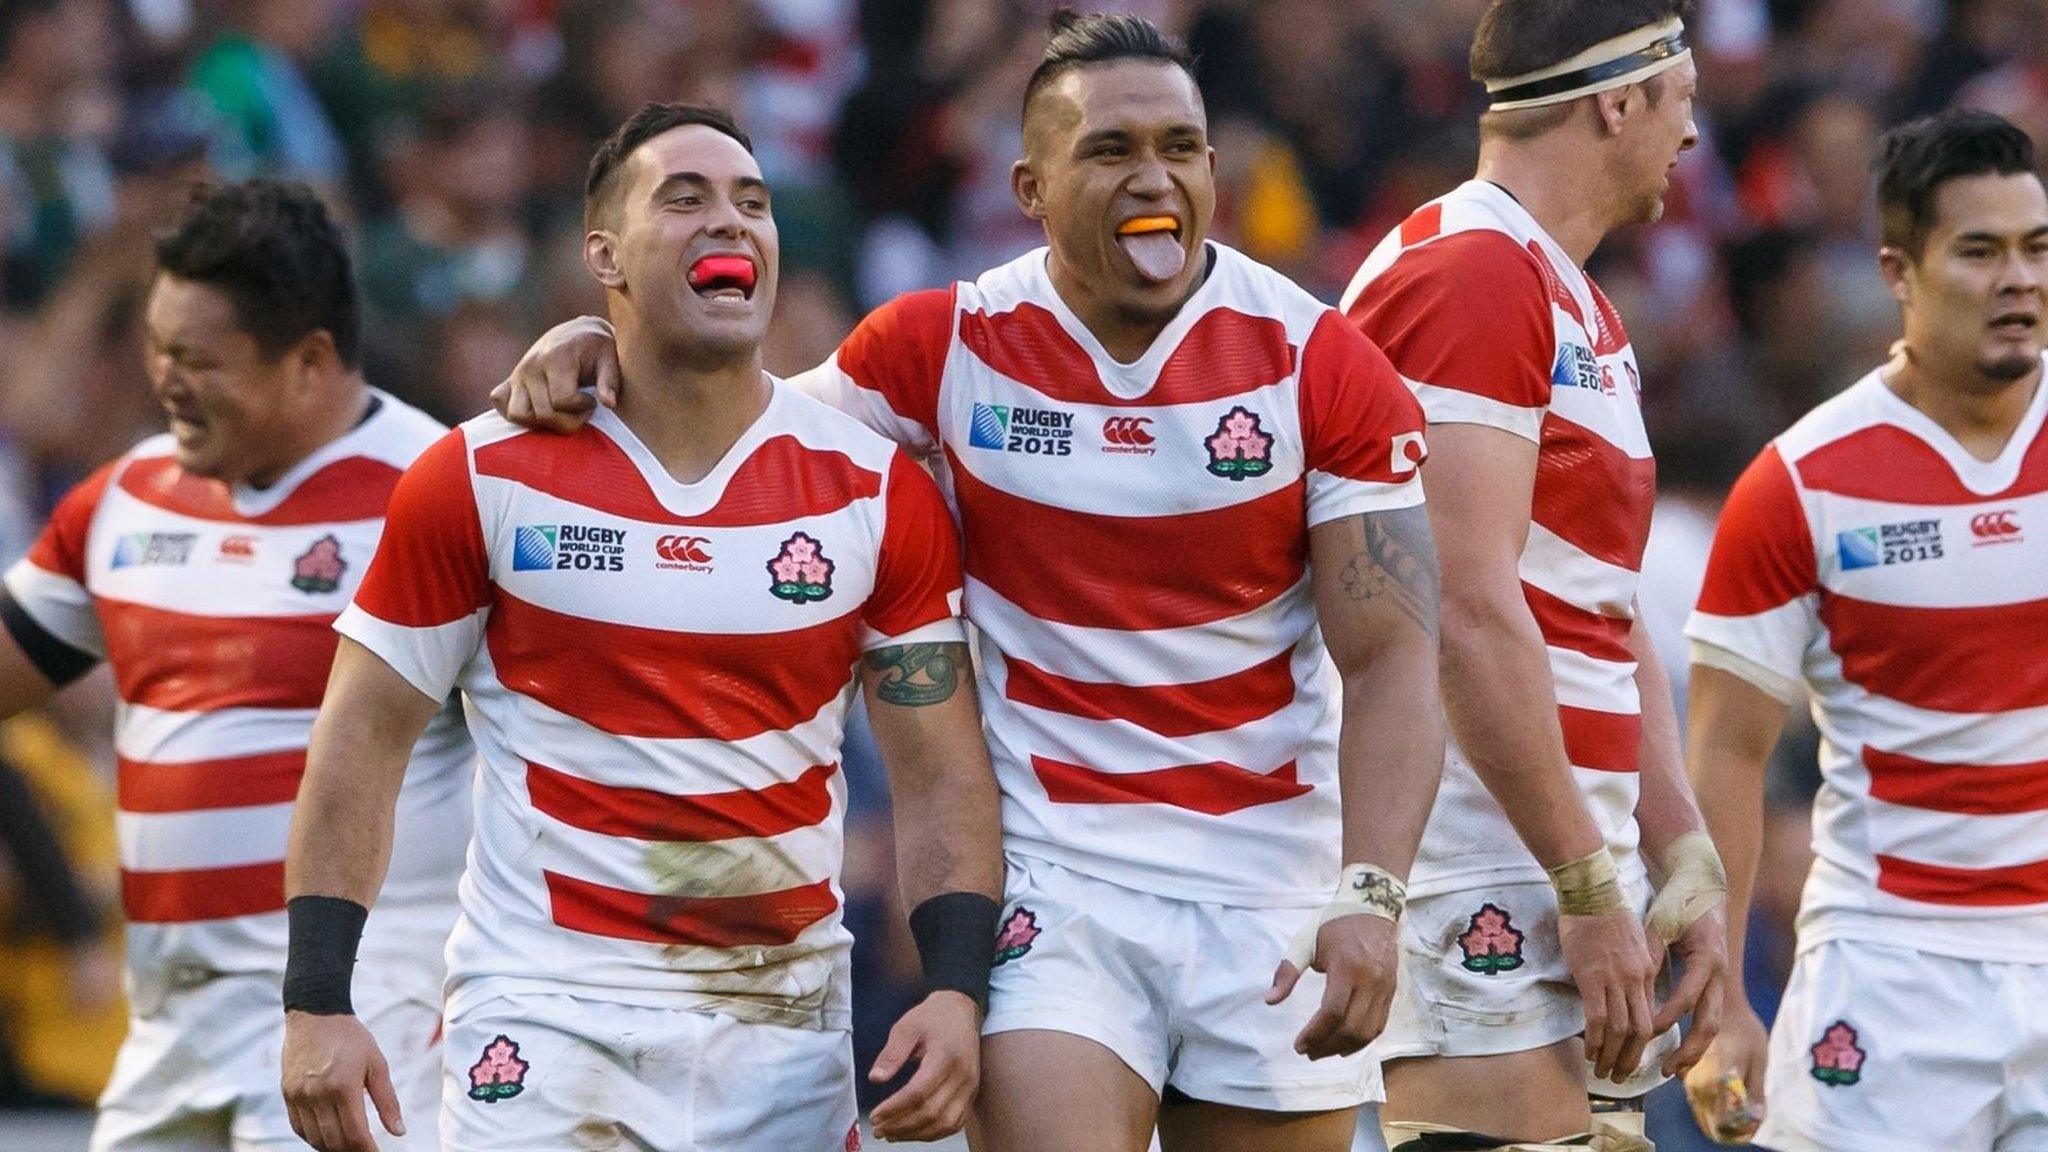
[1970,511,2021,538]
[1102,417,1155,446]
[656,535,713,563]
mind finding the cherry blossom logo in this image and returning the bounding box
[1457,903,1525,975]
[466,1034,529,1103]
[993,907,1041,966]
[1809,1021,1866,1087]
[767,532,835,604]
[290,534,347,594]
[1204,406,1274,481]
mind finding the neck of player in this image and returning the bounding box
[1049,247,1210,363]
[1477,148,1623,268]
[609,313,771,486]
[1886,345,2042,462]
[243,380,373,490]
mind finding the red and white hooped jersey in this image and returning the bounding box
[1688,366,2048,960]
[1341,181,1656,893]
[336,383,964,1029]
[0,392,471,980]
[798,243,1428,907]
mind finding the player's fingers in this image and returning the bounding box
[1338,977,1393,1055]
[1266,959,1303,1004]
[1297,970,1353,1058]
[1664,976,1722,1077]
[1592,984,1627,1081]
[868,1018,924,1083]
[871,1057,948,1138]
[1580,978,1611,1075]
[1653,949,1714,1035]
[366,1055,407,1138]
[593,349,621,408]
[1612,981,1656,1084]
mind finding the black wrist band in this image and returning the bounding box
[283,895,368,1015]
[908,891,1000,1013]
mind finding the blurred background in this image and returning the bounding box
[0,0,2043,1148]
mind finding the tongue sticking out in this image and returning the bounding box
[688,255,757,292]
[1116,216,1185,283]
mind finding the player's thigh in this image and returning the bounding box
[975,1029,1156,1152]
[1381,1042,1592,1142]
[356,969,445,1152]
[1759,940,2003,1152]
[688,1014,856,1151]
[438,992,639,1152]
[1157,1098,1357,1152]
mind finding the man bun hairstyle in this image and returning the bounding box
[153,179,360,368]
[1022,8,1197,123]
[585,102,754,230]
[1876,108,2039,259]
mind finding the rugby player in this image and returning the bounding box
[1341,2,1728,1147]
[0,179,468,1152]
[494,13,1446,1152]
[1685,109,2048,1152]
[278,103,1003,1152]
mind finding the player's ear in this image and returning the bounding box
[584,230,626,290]
[1012,159,1048,221]
[1878,245,1913,306]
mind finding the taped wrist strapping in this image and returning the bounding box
[283,895,367,1016]
[1645,831,1726,945]
[908,892,999,1013]
[1282,863,1406,970]
[1547,847,1626,917]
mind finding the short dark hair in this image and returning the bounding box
[1876,109,2039,257]
[1021,8,1197,123]
[153,179,360,368]
[584,102,753,230]
[1470,0,1688,84]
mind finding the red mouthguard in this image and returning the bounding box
[688,256,757,290]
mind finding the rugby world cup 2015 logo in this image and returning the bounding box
[513,525,559,571]
[767,532,834,604]
[969,403,1011,450]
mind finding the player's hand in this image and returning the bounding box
[1268,912,1397,1060]
[1558,908,1660,1084]
[867,990,980,1142]
[281,1011,405,1152]
[1682,994,1769,1144]
[489,314,619,433]
[1651,906,1729,1076]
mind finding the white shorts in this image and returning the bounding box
[90,968,443,1152]
[983,852,1379,1113]
[1758,938,2048,1152]
[1375,879,1677,1098]
[439,988,857,1152]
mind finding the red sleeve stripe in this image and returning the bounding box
[1696,446,1817,616]
[1524,582,1634,664]
[1818,591,2048,713]
[1003,648,1297,738]
[1298,310,1427,482]
[1031,754,1311,816]
[117,750,305,815]
[484,590,861,741]
[117,456,401,525]
[1559,705,1641,773]
[25,461,116,582]
[527,760,835,842]
[99,600,338,712]
[1797,423,2048,504]
[1866,747,2048,816]
[863,452,964,640]
[1532,414,1657,572]
[122,860,283,922]
[544,870,837,947]
[473,432,882,528]
[835,287,955,436]
[961,303,1297,408]
[1344,231,1554,411]
[1876,853,2048,907]
[946,448,1306,632]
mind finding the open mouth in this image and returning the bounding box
[1115,215,1185,283]
[687,255,757,301]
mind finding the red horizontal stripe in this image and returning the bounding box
[545,871,837,946]
[1031,755,1311,816]
[527,760,836,841]
[1818,592,2048,712]
[117,750,306,814]
[1004,650,1298,737]
[100,599,337,712]
[1876,854,2048,907]
[122,860,284,922]
[474,432,882,528]
[947,449,1305,631]
[485,591,860,740]
[836,287,953,435]
[1695,447,1817,617]
[1797,423,2048,504]
[118,455,400,525]
[1559,705,1640,773]
[1531,414,1655,572]
[1865,748,2048,816]
[1523,582,1633,664]
[960,304,1296,408]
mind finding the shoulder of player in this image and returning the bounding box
[772,379,909,473]
[846,285,960,351]
[1381,225,1552,300]
[1769,369,1898,472]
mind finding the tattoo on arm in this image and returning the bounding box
[1336,506,1441,639]
[862,642,966,707]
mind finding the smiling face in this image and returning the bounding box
[1888,172,2048,387]
[1015,59,1217,323]
[586,123,778,360]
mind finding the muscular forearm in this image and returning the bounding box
[285,705,411,908]
[862,651,1004,907]
[1335,637,1442,877]
[1632,617,1707,858]
[1440,586,1606,867]
[1684,666,1784,994]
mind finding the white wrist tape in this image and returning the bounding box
[1282,863,1405,971]
[1645,831,1727,945]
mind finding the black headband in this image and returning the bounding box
[1485,29,1690,108]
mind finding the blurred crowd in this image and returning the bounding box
[1,0,2045,1144]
